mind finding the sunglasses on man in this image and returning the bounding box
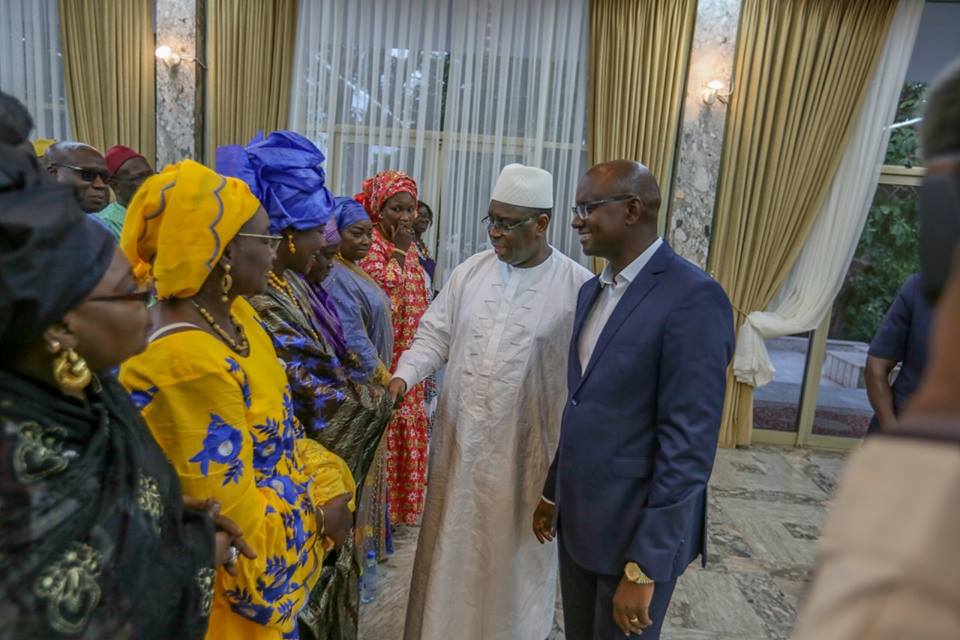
[55,163,112,184]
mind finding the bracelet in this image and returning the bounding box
[391,248,408,257]
[317,507,326,536]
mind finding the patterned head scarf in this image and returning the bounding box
[354,170,417,223]
[323,217,340,245]
[332,196,369,231]
[120,160,261,300]
[216,131,334,234]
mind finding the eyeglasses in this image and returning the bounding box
[571,195,638,220]
[55,163,111,184]
[237,232,283,251]
[87,289,152,304]
[481,214,540,233]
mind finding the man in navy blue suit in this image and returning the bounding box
[532,160,734,638]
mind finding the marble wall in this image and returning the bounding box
[667,0,743,269]
[155,0,204,167]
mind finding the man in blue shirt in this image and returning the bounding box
[865,272,932,434]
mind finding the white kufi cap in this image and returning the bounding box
[491,163,553,209]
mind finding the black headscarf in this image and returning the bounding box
[0,91,33,147]
[0,143,46,193]
[0,165,114,354]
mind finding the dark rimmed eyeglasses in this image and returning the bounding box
[571,194,638,220]
[55,163,111,184]
[237,232,283,251]
[481,214,540,233]
[87,290,152,304]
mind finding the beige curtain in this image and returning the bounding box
[589,0,697,219]
[59,0,155,163]
[707,0,899,448]
[206,0,299,163]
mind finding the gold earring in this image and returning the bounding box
[288,234,296,255]
[52,347,92,393]
[221,262,233,303]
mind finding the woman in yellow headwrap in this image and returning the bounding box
[118,159,355,640]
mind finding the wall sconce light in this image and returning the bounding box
[702,80,732,106]
[155,45,206,69]
[155,45,181,66]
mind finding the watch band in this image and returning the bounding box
[624,561,654,585]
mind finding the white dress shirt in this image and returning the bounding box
[578,237,663,372]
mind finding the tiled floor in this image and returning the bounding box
[358,445,848,640]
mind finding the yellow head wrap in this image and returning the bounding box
[120,159,262,300]
[32,138,56,158]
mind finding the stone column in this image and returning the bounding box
[667,0,742,269]
[155,0,204,167]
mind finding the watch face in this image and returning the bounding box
[625,563,641,581]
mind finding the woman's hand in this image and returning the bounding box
[184,495,257,574]
[392,221,415,253]
[387,377,407,407]
[214,531,236,571]
[318,492,354,550]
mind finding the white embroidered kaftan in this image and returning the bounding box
[394,248,592,640]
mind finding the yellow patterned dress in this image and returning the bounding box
[121,298,354,640]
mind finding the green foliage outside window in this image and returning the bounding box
[829,83,924,342]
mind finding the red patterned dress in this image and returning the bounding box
[359,227,430,525]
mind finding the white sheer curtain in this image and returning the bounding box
[732,0,924,388]
[0,0,70,140]
[438,0,589,280]
[289,0,589,283]
[288,0,449,214]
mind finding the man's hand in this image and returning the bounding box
[387,377,407,408]
[532,498,556,543]
[612,577,654,636]
[320,492,354,549]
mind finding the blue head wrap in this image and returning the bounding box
[216,131,335,234]
[333,196,370,231]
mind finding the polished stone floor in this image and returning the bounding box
[358,445,848,640]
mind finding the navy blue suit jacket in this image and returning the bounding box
[543,242,734,582]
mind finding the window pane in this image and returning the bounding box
[883,82,924,168]
[754,333,812,435]
[813,184,920,438]
[0,0,71,140]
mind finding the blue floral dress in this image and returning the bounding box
[120,298,354,640]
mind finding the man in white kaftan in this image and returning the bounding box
[388,164,593,640]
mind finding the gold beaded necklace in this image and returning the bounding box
[268,272,321,343]
[190,300,249,353]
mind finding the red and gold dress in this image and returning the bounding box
[359,227,430,525]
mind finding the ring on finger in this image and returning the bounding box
[229,545,239,564]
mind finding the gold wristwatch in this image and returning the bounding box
[624,561,654,585]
